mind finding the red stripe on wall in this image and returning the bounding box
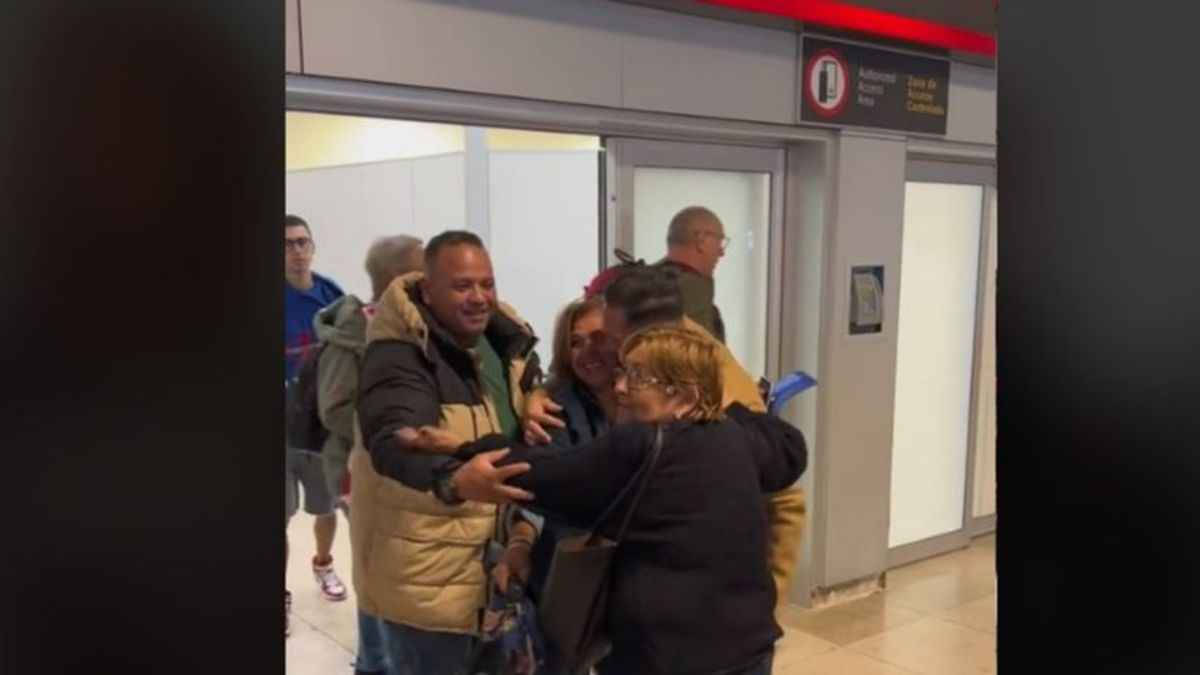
[695,0,996,56]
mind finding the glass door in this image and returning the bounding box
[887,160,995,565]
[606,139,785,381]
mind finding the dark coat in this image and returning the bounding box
[462,405,806,675]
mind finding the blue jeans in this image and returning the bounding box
[379,619,476,675]
[355,609,389,673]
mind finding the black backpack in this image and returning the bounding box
[285,343,330,452]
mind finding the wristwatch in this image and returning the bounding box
[432,471,464,505]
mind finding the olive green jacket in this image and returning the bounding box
[657,258,726,343]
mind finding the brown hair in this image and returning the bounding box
[546,297,606,393]
[620,324,724,422]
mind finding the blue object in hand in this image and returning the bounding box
[768,371,818,416]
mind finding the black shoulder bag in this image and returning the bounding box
[535,425,664,673]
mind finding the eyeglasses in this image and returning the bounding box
[698,230,731,251]
[285,237,313,253]
[613,366,672,391]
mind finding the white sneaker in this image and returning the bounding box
[312,558,347,601]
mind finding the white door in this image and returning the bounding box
[607,139,785,381]
[888,161,994,564]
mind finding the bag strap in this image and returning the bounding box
[586,425,664,544]
[612,425,664,542]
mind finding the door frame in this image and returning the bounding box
[888,159,996,569]
[606,138,788,379]
[969,184,998,539]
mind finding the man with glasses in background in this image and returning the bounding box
[284,214,348,638]
[657,205,730,343]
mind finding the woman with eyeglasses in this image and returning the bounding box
[413,325,805,675]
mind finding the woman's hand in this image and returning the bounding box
[492,540,533,595]
[493,518,537,595]
[450,449,533,504]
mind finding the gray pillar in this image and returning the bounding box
[464,126,491,243]
[812,133,906,591]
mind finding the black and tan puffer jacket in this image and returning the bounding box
[348,272,540,635]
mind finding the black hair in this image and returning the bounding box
[603,265,685,331]
[424,230,486,269]
[284,214,311,235]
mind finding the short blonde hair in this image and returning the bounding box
[620,325,724,422]
[364,235,424,301]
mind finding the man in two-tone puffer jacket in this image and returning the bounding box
[350,230,542,675]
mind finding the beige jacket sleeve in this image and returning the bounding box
[766,486,806,611]
[688,316,806,609]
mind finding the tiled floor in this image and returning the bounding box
[287,511,358,672]
[776,535,996,675]
[286,512,995,674]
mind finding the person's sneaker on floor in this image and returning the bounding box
[312,556,347,601]
[285,590,292,638]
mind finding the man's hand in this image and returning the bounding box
[450,449,533,504]
[522,389,565,445]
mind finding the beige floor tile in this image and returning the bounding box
[938,594,995,635]
[773,626,839,669]
[893,545,994,579]
[886,550,995,587]
[932,544,994,567]
[848,617,996,675]
[776,648,916,675]
[296,596,360,653]
[883,560,995,614]
[781,594,926,646]
[287,613,356,675]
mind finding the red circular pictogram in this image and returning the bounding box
[804,48,851,119]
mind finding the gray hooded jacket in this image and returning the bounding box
[312,294,369,493]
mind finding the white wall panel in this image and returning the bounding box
[286,158,464,300]
[620,4,797,124]
[411,154,468,233]
[947,62,996,146]
[301,0,624,107]
[488,151,600,349]
[286,145,597,334]
[300,0,803,126]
